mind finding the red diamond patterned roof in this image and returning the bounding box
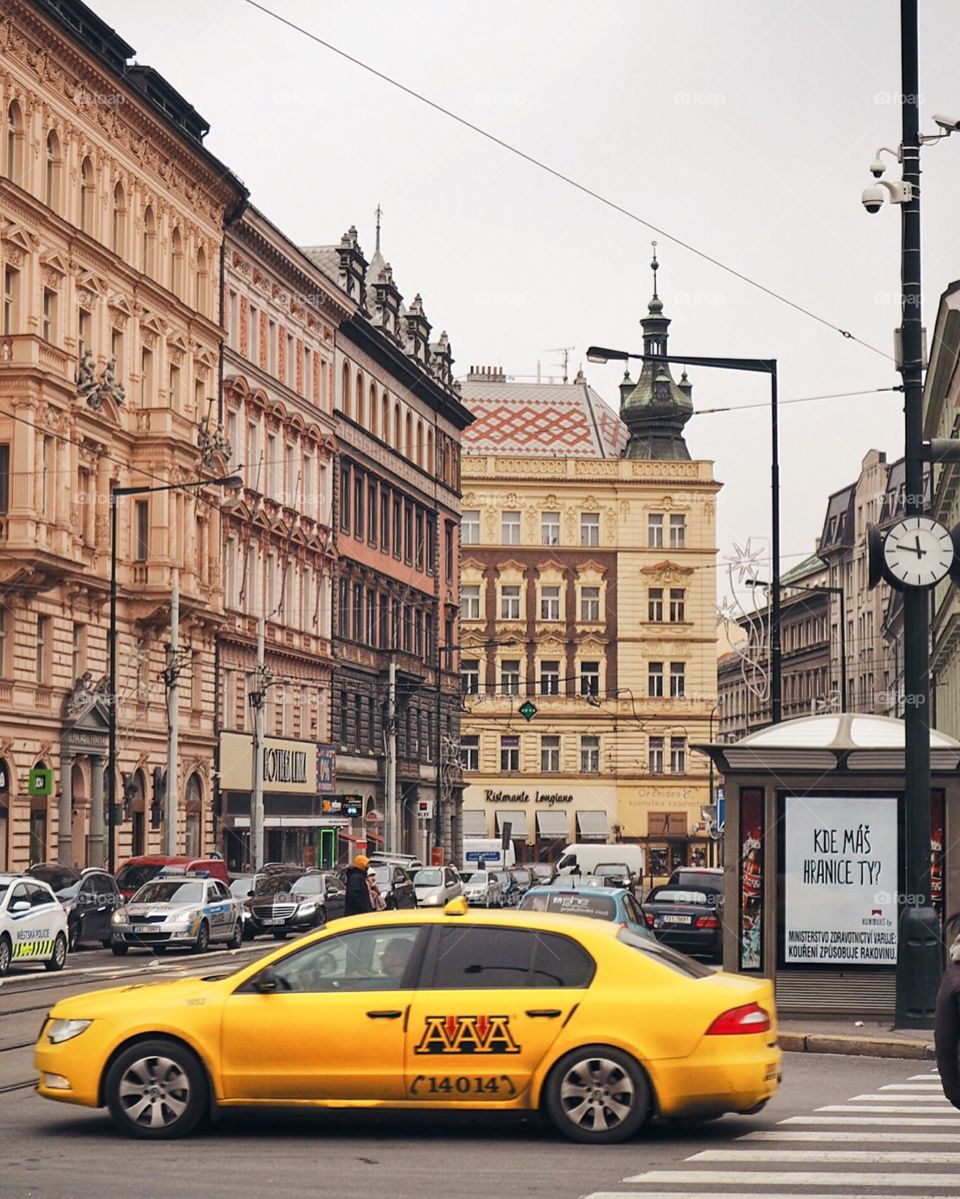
[462,382,628,458]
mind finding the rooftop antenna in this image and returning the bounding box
[375,203,382,253]
[545,346,575,384]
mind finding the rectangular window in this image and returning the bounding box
[580,734,599,773]
[0,608,6,677]
[134,500,149,561]
[303,347,312,400]
[669,513,686,548]
[78,308,92,358]
[248,304,258,362]
[286,333,295,383]
[168,363,181,410]
[461,584,481,621]
[42,288,58,343]
[36,615,50,684]
[580,661,600,697]
[110,329,124,387]
[670,661,686,698]
[444,521,453,581]
[246,421,259,490]
[540,660,560,696]
[580,586,600,622]
[354,473,365,539]
[500,585,521,621]
[648,735,664,774]
[0,444,8,514]
[415,510,425,570]
[541,735,561,772]
[501,510,521,545]
[403,502,413,563]
[540,585,561,621]
[500,735,520,773]
[461,735,480,772]
[268,319,277,373]
[340,463,351,532]
[669,588,686,622]
[461,659,480,695]
[500,659,521,696]
[381,489,391,553]
[228,290,238,346]
[541,511,560,546]
[648,661,664,698]
[393,497,402,558]
[670,736,686,773]
[3,266,19,335]
[41,436,53,517]
[461,509,480,544]
[71,622,85,678]
[648,513,664,548]
[580,512,599,547]
[367,478,378,546]
[648,588,663,622]
[140,346,153,407]
[427,515,438,575]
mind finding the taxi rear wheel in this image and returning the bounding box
[0,935,10,977]
[544,1045,650,1144]
[105,1039,207,1139]
[44,932,67,972]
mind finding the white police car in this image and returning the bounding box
[0,873,69,975]
[111,871,243,955]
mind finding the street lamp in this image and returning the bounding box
[587,346,782,723]
[746,578,847,712]
[107,474,241,874]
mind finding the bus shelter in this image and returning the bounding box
[694,714,960,1017]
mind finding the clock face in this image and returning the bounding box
[882,516,955,588]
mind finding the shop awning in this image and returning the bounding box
[462,810,487,837]
[576,810,609,840]
[495,810,528,840]
[536,811,569,839]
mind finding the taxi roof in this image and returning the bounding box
[326,900,625,941]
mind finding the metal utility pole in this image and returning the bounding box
[386,656,398,855]
[896,0,940,1028]
[163,577,179,855]
[250,615,266,871]
[107,491,119,875]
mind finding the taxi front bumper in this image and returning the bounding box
[35,1019,110,1108]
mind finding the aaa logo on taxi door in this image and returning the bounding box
[414,1014,521,1055]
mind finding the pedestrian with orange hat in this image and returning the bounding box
[344,853,374,916]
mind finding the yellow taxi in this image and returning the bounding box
[34,899,780,1144]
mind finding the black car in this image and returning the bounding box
[246,871,346,939]
[27,863,122,949]
[508,867,534,898]
[370,864,417,909]
[641,883,723,961]
[528,862,557,886]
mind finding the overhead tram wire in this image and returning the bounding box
[243,0,890,362]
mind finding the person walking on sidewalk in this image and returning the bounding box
[935,924,960,1107]
[344,854,374,917]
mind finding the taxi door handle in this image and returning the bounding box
[525,1009,562,1018]
[366,1010,403,1020]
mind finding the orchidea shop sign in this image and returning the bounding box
[219,732,318,796]
[485,789,573,806]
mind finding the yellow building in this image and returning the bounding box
[459,272,721,874]
[0,1,245,868]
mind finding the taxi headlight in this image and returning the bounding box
[47,1019,92,1045]
[420,893,441,906]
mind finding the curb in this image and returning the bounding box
[779,1030,937,1060]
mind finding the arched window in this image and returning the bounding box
[45,130,62,213]
[369,383,378,435]
[184,773,203,857]
[112,181,126,255]
[80,157,95,234]
[416,419,424,467]
[427,428,435,473]
[393,403,401,450]
[355,370,364,425]
[171,226,183,296]
[5,101,24,185]
[405,412,412,460]
[142,204,156,274]
[341,360,351,417]
[381,393,389,443]
[195,245,208,314]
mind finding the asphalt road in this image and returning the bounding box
[1,950,957,1199]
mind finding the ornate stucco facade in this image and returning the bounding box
[460,391,720,875]
[0,0,245,869]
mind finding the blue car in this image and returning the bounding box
[517,884,653,939]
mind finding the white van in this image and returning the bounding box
[555,843,645,878]
[461,838,516,870]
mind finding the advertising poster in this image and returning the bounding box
[783,795,897,966]
[931,790,945,921]
[739,788,763,971]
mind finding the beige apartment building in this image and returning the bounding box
[0,0,245,868]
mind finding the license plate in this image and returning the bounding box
[260,917,280,926]
[134,924,160,934]
[662,914,691,925]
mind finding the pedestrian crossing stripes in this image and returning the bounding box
[579,1064,960,1199]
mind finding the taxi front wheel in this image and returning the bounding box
[544,1045,650,1144]
[104,1038,207,1139]
[44,933,67,972]
[0,935,10,977]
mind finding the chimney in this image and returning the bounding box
[465,365,505,383]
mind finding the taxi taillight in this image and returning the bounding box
[705,1003,771,1036]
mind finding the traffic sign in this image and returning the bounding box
[29,767,53,797]
[518,700,538,722]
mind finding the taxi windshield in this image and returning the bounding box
[413,869,442,887]
[520,892,616,920]
[134,881,205,905]
[290,876,324,895]
[116,863,162,892]
[254,874,302,896]
[463,872,490,884]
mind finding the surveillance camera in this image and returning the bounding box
[933,113,960,133]
[861,184,885,214]
[869,159,886,178]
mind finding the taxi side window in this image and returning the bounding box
[530,932,596,988]
[210,882,229,900]
[251,926,423,993]
[429,926,534,989]
[29,884,52,907]
[10,882,30,909]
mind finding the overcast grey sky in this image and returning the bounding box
[94,0,960,591]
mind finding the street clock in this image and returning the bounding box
[867,516,960,590]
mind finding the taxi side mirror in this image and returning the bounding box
[255,968,279,994]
